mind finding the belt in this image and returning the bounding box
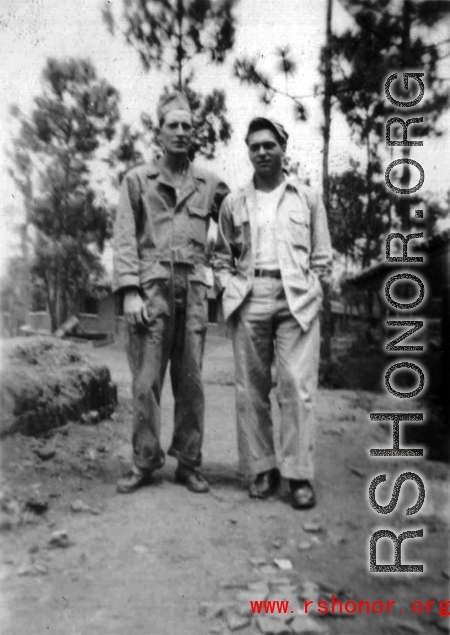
[254,268,282,279]
[159,261,193,269]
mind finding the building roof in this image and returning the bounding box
[344,227,450,289]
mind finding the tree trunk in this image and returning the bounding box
[322,0,333,213]
[176,0,184,90]
[363,135,373,268]
[320,0,334,364]
[397,0,412,232]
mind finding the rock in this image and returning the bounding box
[236,590,268,603]
[395,621,424,634]
[88,411,99,424]
[302,519,323,533]
[226,611,251,631]
[209,624,224,634]
[207,603,231,620]
[0,515,13,532]
[17,564,35,577]
[299,582,320,603]
[28,544,40,554]
[33,562,48,576]
[328,532,346,546]
[259,565,278,578]
[247,581,270,594]
[133,545,149,554]
[271,585,298,595]
[298,541,312,551]
[198,602,231,620]
[48,530,72,548]
[22,511,40,525]
[256,615,291,634]
[229,518,237,525]
[272,539,282,549]
[220,577,249,589]
[1,498,21,516]
[34,446,56,461]
[431,618,450,633]
[96,445,107,453]
[237,603,253,618]
[347,465,366,478]
[70,499,91,513]
[249,556,267,566]
[273,559,293,571]
[266,593,301,621]
[269,578,292,587]
[290,615,328,634]
[17,561,48,577]
[198,602,211,617]
[25,496,48,515]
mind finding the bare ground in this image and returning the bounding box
[0,326,449,635]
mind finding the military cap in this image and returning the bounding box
[157,91,192,124]
[245,117,289,149]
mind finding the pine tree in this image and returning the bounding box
[9,58,121,331]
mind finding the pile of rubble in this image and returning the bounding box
[0,337,117,437]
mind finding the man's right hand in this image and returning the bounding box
[124,291,149,327]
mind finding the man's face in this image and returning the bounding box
[158,110,193,156]
[247,129,284,179]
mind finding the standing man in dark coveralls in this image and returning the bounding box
[113,92,229,494]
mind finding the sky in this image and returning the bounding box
[0,0,449,275]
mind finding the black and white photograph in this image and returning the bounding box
[0,0,449,633]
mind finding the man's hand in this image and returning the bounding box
[124,290,149,327]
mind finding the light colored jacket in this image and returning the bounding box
[212,176,333,331]
[113,159,229,292]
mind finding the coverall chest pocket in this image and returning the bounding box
[188,205,209,246]
[289,211,311,250]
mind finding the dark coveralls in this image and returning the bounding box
[113,159,229,472]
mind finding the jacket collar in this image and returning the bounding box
[243,173,302,199]
[145,156,206,207]
[145,157,206,183]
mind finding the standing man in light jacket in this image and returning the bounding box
[213,117,332,509]
[113,91,229,494]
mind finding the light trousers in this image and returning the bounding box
[231,277,320,480]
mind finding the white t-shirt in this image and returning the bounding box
[254,182,284,269]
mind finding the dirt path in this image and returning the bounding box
[1,328,449,635]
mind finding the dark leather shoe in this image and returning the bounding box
[248,469,279,499]
[289,480,316,509]
[175,467,209,493]
[116,468,153,494]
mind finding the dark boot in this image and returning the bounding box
[248,469,279,499]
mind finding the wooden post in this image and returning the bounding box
[442,284,450,422]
